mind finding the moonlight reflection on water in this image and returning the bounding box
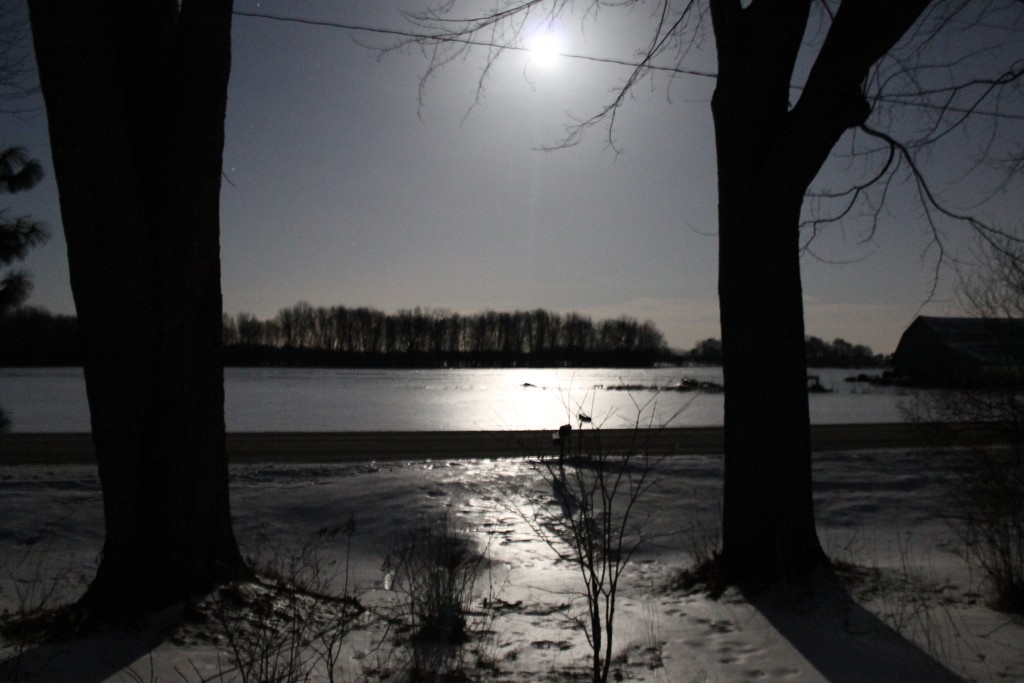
[0,366,911,432]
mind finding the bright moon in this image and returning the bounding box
[526,29,562,68]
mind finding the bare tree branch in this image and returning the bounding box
[232,8,716,79]
[0,0,37,114]
[238,1,1023,293]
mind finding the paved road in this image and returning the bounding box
[0,423,1011,465]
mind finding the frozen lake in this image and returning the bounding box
[0,366,921,432]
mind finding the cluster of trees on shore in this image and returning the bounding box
[222,302,669,367]
[687,336,889,368]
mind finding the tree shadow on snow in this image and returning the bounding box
[0,607,178,683]
[743,574,965,683]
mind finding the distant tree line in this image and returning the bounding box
[221,302,669,367]
[0,306,79,365]
[684,335,889,368]
[804,336,889,368]
[0,304,892,369]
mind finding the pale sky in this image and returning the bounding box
[5,1,1022,353]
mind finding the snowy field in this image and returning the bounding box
[1,448,1022,682]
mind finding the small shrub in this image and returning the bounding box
[670,492,726,597]
[209,581,316,683]
[385,513,485,645]
[949,447,1024,612]
[0,540,90,681]
[378,512,492,682]
[208,520,365,683]
[510,413,662,683]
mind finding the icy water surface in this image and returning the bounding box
[0,366,919,432]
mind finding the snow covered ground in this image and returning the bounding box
[1,448,1022,681]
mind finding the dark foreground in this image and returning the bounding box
[0,422,1009,464]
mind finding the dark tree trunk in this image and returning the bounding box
[717,185,826,582]
[28,0,248,615]
[708,0,933,583]
[710,0,827,584]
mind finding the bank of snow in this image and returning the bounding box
[1,449,1022,681]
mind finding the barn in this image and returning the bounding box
[892,316,1024,386]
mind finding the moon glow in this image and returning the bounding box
[526,28,563,68]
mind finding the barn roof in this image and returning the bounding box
[906,316,1024,366]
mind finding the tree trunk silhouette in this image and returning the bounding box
[28,0,248,615]
[710,0,931,582]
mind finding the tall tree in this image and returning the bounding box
[28,0,247,616]
[0,147,45,434]
[0,1,45,434]
[0,145,46,312]
[709,0,938,581]
[325,0,1022,582]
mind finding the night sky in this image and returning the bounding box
[5,1,1022,353]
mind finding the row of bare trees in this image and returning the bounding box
[222,303,668,366]
[688,335,887,367]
